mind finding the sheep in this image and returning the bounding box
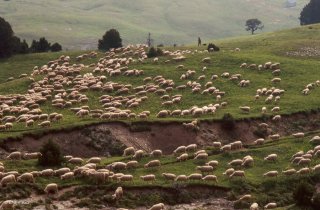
[54,168,71,176]
[202,175,218,182]
[242,156,254,167]
[228,159,243,167]
[141,174,156,183]
[292,132,305,138]
[188,173,203,181]
[23,152,42,160]
[17,173,34,183]
[0,175,16,187]
[150,150,162,158]
[312,164,320,173]
[173,146,186,155]
[144,160,161,168]
[194,152,208,160]
[148,203,165,210]
[231,141,243,150]
[196,166,214,174]
[297,167,310,175]
[112,187,123,200]
[213,142,222,149]
[177,153,188,162]
[44,183,58,194]
[38,121,51,128]
[250,203,259,210]
[297,158,311,166]
[61,172,74,180]
[310,136,320,144]
[0,200,15,210]
[41,169,54,177]
[269,134,280,141]
[271,106,280,113]
[221,144,232,152]
[175,175,188,182]
[264,154,278,162]
[133,150,144,160]
[26,119,34,127]
[272,115,281,121]
[239,106,250,113]
[126,161,139,169]
[206,160,219,168]
[117,174,133,183]
[162,173,176,181]
[264,202,277,209]
[254,138,264,145]
[68,157,84,165]
[157,110,169,118]
[263,171,278,177]
[6,152,21,160]
[112,162,127,171]
[4,123,13,130]
[271,78,281,83]
[282,169,296,176]
[186,144,197,152]
[229,170,245,178]
[86,157,101,164]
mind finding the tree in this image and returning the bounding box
[30,37,51,53]
[50,42,62,52]
[245,19,264,35]
[98,29,122,51]
[38,139,64,167]
[0,17,14,58]
[20,39,29,54]
[300,0,320,25]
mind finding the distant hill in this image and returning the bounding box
[0,0,309,50]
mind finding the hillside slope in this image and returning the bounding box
[0,0,309,49]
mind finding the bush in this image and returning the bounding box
[312,193,320,209]
[293,182,315,207]
[147,47,163,58]
[98,29,122,51]
[50,42,62,52]
[221,113,236,130]
[38,139,64,167]
[207,43,220,52]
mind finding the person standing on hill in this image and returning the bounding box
[198,37,201,46]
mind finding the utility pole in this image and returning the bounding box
[147,32,154,47]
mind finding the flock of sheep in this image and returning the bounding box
[1,130,320,209]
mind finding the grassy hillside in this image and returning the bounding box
[0,24,320,140]
[1,132,320,209]
[0,0,309,49]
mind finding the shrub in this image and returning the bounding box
[38,139,64,167]
[147,47,163,58]
[207,43,220,52]
[50,42,62,52]
[293,181,315,207]
[221,113,236,130]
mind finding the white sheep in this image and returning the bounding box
[140,174,156,182]
[112,187,123,200]
[148,203,165,210]
[263,171,278,177]
[44,183,58,194]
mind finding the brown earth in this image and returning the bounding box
[1,112,320,158]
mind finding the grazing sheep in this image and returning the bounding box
[41,169,54,177]
[282,169,296,176]
[38,121,51,128]
[213,142,222,149]
[6,152,21,160]
[140,174,156,182]
[194,152,208,160]
[175,175,188,182]
[61,172,74,180]
[272,115,281,121]
[264,202,277,209]
[162,173,176,181]
[221,144,232,152]
[123,147,135,156]
[173,146,186,155]
[148,203,165,210]
[196,166,214,174]
[239,106,250,113]
[150,150,162,158]
[188,173,202,181]
[264,154,278,162]
[271,78,281,83]
[206,160,219,168]
[112,187,123,200]
[223,169,235,177]
[186,144,197,152]
[118,174,133,183]
[254,138,264,145]
[292,132,305,138]
[54,168,71,176]
[310,136,320,144]
[242,156,254,167]
[112,162,127,171]
[250,203,259,210]
[23,152,42,160]
[0,175,16,187]
[269,134,280,141]
[228,159,243,167]
[263,171,278,177]
[177,153,188,162]
[202,175,218,182]
[297,167,310,175]
[44,183,58,194]
[144,160,161,168]
[0,200,15,210]
[229,170,245,179]
[126,161,139,169]
[17,173,34,183]
[68,158,84,165]
[133,150,144,160]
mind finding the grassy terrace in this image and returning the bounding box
[0,24,320,140]
[1,132,320,209]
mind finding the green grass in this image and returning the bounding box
[1,132,320,208]
[1,24,320,140]
[0,0,309,49]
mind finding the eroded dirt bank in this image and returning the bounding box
[1,112,320,157]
